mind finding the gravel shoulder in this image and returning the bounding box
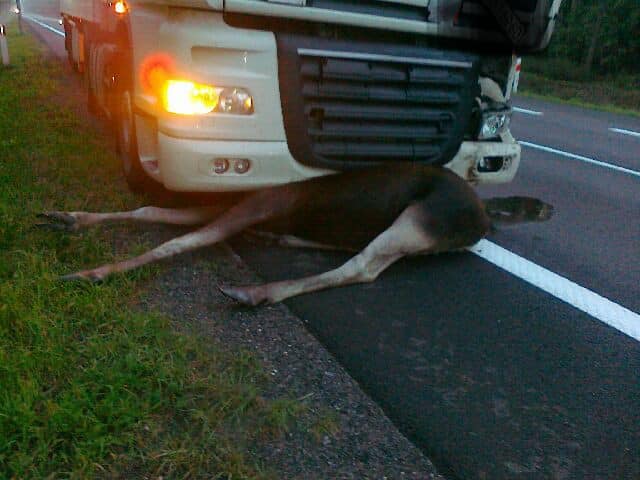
[141,237,444,479]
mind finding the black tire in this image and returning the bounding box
[87,80,99,115]
[83,33,99,115]
[114,80,150,192]
[63,22,76,71]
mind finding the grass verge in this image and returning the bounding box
[518,59,640,117]
[0,23,304,479]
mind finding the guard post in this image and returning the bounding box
[0,25,9,66]
[16,0,23,33]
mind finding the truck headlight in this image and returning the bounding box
[219,88,254,114]
[161,80,253,116]
[478,109,511,140]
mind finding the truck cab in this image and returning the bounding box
[60,0,563,192]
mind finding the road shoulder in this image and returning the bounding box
[142,241,443,479]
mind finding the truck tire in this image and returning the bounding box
[63,21,76,71]
[83,32,99,115]
[116,87,149,193]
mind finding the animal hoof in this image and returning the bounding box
[36,212,78,232]
[218,284,265,307]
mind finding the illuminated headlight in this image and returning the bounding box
[478,110,511,140]
[161,80,254,116]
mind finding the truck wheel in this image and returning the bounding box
[63,21,76,70]
[87,78,99,115]
[116,88,149,193]
[83,36,98,114]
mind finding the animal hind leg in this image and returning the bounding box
[36,206,221,232]
[245,230,357,252]
[220,203,438,306]
[58,188,299,282]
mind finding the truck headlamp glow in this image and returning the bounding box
[113,0,128,14]
[161,80,254,116]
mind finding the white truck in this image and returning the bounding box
[59,0,562,192]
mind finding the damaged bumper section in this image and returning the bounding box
[142,134,520,192]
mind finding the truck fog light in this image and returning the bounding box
[218,88,254,114]
[213,158,230,174]
[478,156,505,172]
[478,110,511,140]
[234,159,251,174]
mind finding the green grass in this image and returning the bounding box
[518,57,640,117]
[0,23,306,479]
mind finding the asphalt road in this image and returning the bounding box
[20,9,640,479]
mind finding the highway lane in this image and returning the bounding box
[479,147,640,314]
[234,241,640,480]
[481,95,640,314]
[235,98,640,477]
[511,96,640,173]
[21,13,640,480]
[232,92,640,478]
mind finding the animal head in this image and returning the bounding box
[483,196,554,225]
[519,197,554,222]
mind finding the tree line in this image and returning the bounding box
[544,0,639,77]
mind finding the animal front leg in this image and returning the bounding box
[221,204,436,305]
[60,220,234,282]
[246,230,357,252]
[36,206,220,232]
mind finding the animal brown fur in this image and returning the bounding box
[37,164,552,305]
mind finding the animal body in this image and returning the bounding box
[37,164,553,305]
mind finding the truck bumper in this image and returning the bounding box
[138,129,521,192]
[153,134,328,192]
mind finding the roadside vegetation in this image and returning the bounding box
[0,23,305,479]
[519,0,639,115]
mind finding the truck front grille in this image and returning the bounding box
[277,36,480,170]
[305,0,429,22]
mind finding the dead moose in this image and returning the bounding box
[37,164,553,306]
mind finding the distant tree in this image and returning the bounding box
[543,0,639,77]
[582,2,606,75]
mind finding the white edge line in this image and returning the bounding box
[24,15,65,37]
[513,107,543,116]
[610,127,640,138]
[26,13,61,23]
[469,240,640,342]
[520,140,640,178]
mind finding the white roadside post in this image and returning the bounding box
[0,25,9,66]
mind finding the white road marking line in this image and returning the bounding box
[513,107,543,116]
[469,240,640,342]
[26,13,60,23]
[610,127,640,138]
[520,140,640,178]
[24,15,65,37]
